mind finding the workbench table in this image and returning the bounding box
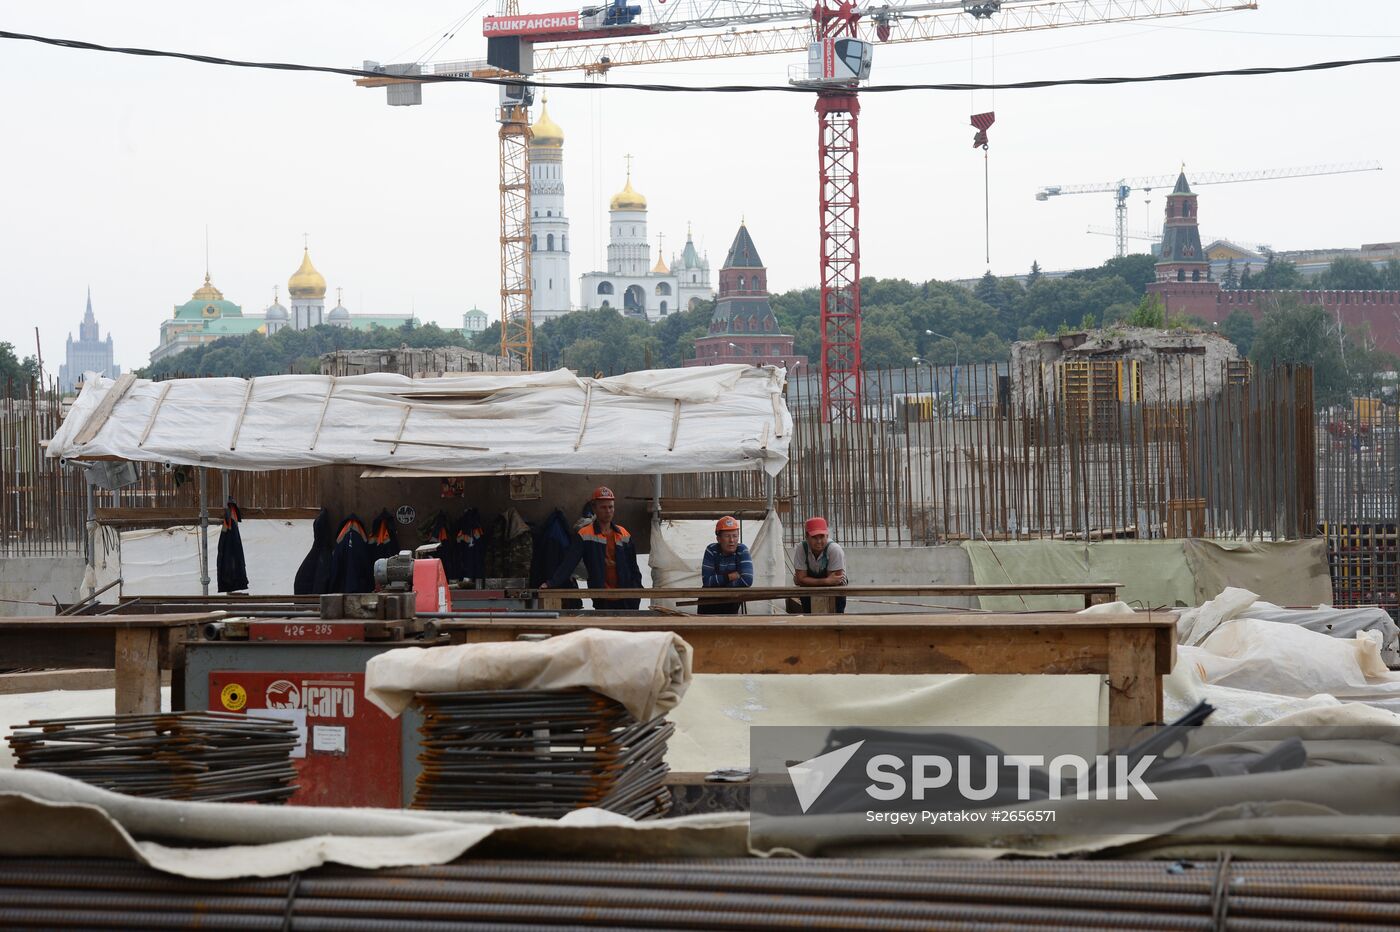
[444,611,1175,727]
[0,614,217,715]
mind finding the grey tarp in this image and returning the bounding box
[1182,538,1333,606]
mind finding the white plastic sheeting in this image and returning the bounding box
[647,513,787,614]
[90,520,313,598]
[49,366,791,477]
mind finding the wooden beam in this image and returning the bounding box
[0,669,116,694]
[72,372,137,446]
[114,627,161,715]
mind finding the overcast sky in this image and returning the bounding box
[3,1,1398,374]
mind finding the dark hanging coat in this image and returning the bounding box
[426,511,461,580]
[294,508,336,595]
[455,508,485,583]
[530,509,573,587]
[327,514,374,594]
[369,509,400,563]
[216,499,249,593]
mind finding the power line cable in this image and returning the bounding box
[1,28,1398,94]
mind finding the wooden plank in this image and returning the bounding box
[96,506,321,526]
[114,627,161,715]
[1107,627,1160,728]
[0,614,219,630]
[72,372,137,446]
[530,583,1121,602]
[459,622,1113,676]
[0,668,116,694]
[0,629,117,668]
[444,611,1171,631]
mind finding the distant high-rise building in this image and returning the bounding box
[58,289,120,392]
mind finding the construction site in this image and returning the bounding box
[7,0,1400,929]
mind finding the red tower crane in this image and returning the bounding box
[360,0,1257,418]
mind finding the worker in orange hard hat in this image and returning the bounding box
[793,516,847,614]
[699,514,753,615]
[543,485,643,610]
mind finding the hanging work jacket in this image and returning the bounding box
[294,508,335,595]
[368,509,399,563]
[216,499,249,593]
[327,514,374,593]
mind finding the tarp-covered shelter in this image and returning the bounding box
[47,366,792,477]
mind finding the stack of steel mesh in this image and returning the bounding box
[7,711,298,803]
[412,688,673,819]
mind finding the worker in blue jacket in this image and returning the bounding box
[699,515,753,614]
[542,486,643,610]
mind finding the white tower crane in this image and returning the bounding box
[1038,162,1383,259]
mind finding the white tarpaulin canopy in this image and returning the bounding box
[46,365,792,476]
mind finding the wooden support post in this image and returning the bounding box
[1086,589,1113,608]
[165,625,189,712]
[539,592,563,611]
[811,594,836,614]
[114,627,162,715]
[1106,626,1159,727]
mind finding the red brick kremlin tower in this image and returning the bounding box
[687,223,808,371]
[1148,172,1400,354]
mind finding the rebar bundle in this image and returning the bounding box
[412,688,673,819]
[7,711,298,803]
[4,856,1400,930]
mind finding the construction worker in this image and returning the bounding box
[699,515,753,615]
[542,486,643,610]
[793,516,848,613]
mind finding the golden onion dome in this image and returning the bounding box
[610,175,647,211]
[191,274,224,302]
[288,248,327,300]
[529,99,564,148]
[651,253,669,275]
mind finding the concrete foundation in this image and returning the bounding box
[0,555,84,617]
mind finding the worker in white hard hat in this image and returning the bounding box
[699,515,753,615]
[542,486,642,610]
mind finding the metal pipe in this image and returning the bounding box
[198,466,210,597]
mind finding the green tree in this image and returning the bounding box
[1250,298,1347,404]
[1238,265,1253,289]
[1026,260,1042,288]
[1315,256,1383,291]
[1251,255,1303,290]
[1067,253,1156,296]
[1222,310,1255,355]
[1125,293,1166,328]
[1222,257,1239,290]
[0,342,38,396]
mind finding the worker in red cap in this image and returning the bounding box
[542,485,642,610]
[793,516,847,613]
[699,515,754,615]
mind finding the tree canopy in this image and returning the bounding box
[132,252,1202,379]
[0,342,39,397]
[138,322,474,379]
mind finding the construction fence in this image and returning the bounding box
[0,361,1343,555]
[667,360,1318,546]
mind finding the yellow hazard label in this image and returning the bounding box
[220,682,247,712]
